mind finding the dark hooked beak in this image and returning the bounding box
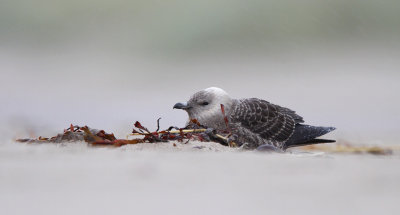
[173,102,191,110]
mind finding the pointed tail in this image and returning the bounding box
[283,124,336,150]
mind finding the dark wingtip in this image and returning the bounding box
[284,138,336,149]
[327,127,336,132]
[284,125,336,149]
[308,138,336,143]
[319,126,336,137]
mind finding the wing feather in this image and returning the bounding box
[230,98,301,142]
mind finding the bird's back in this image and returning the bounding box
[228,98,297,148]
[228,98,335,149]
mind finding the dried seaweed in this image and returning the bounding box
[15,103,245,148]
[15,118,230,148]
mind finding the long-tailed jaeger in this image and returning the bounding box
[173,87,335,150]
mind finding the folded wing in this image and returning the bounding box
[230,98,300,143]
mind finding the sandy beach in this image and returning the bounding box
[1,140,399,215]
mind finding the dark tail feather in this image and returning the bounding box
[283,124,336,149]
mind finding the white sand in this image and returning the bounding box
[1,140,399,215]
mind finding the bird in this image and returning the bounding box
[173,87,335,151]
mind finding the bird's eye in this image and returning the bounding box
[201,102,209,106]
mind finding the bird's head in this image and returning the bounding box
[173,87,233,127]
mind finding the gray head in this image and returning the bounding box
[173,87,234,128]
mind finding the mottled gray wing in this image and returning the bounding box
[230,98,302,142]
[275,104,304,124]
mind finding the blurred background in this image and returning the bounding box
[1,0,399,144]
